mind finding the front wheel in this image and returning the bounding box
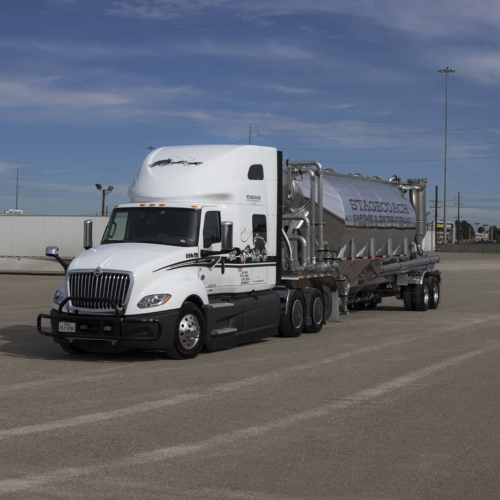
[166,303,205,360]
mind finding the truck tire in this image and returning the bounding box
[304,288,325,333]
[166,303,205,360]
[279,291,306,338]
[402,285,415,311]
[428,276,440,309]
[413,279,430,311]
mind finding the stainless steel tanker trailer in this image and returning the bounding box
[38,145,440,358]
[281,160,440,329]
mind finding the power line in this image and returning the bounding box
[283,140,500,152]
[26,164,138,177]
[260,124,500,139]
[311,154,500,165]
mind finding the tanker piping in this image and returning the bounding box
[288,235,308,271]
[283,213,311,267]
[369,255,439,278]
[281,228,293,269]
[286,161,324,265]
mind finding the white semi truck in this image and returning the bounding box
[38,145,441,359]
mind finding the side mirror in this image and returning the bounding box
[84,219,93,250]
[45,246,59,257]
[221,221,233,251]
[45,246,68,272]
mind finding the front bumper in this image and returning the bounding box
[37,297,179,352]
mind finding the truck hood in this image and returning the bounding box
[68,243,195,276]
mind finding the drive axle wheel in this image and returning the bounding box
[427,276,440,309]
[166,303,205,360]
[279,291,306,338]
[304,288,325,333]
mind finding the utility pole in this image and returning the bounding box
[429,186,441,248]
[455,191,462,242]
[15,167,24,210]
[15,167,19,210]
[248,126,259,145]
[438,67,456,245]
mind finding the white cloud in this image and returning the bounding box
[266,84,314,95]
[0,76,202,117]
[0,161,22,175]
[47,0,77,4]
[184,40,320,62]
[0,36,323,64]
[107,0,500,40]
[0,38,154,59]
[0,80,130,108]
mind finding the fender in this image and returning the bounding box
[126,276,209,316]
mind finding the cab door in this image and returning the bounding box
[198,208,223,293]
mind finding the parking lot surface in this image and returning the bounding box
[1,252,499,499]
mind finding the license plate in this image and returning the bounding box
[59,322,76,333]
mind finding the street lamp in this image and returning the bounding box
[438,66,455,245]
[95,184,114,216]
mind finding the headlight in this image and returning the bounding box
[53,289,65,305]
[137,294,172,309]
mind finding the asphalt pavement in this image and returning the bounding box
[0,252,499,499]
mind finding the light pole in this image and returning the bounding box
[95,184,114,216]
[438,66,455,245]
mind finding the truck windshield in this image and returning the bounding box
[102,207,199,247]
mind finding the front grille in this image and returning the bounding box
[69,272,131,310]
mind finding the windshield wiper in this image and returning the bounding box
[135,240,169,245]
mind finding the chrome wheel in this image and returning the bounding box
[423,283,429,305]
[432,282,439,303]
[312,296,324,325]
[292,299,304,329]
[178,313,201,350]
[428,277,440,309]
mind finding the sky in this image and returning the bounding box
[1,0,500,229]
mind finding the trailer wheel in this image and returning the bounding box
[166,303,205,360]
[413,279,430,311]
[402,285,415,311]
[279,291,306,338]
[428,277,440,309]
[304,288,325,333]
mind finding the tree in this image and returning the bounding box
[455,219,474,241]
